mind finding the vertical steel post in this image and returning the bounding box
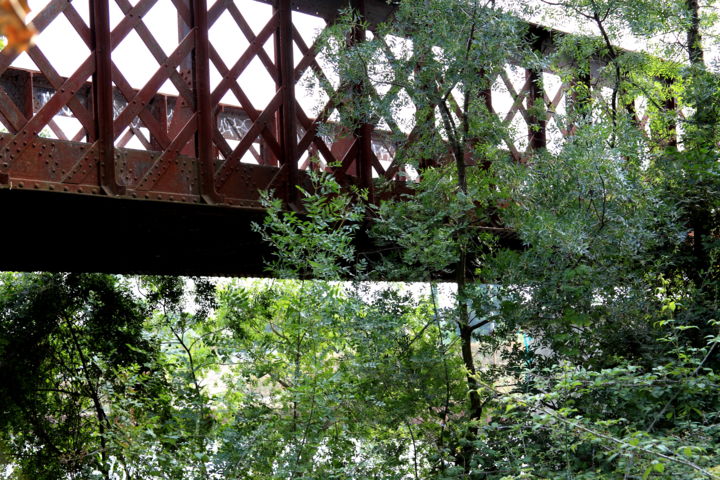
[192,0,221,203]
[480,70,493,114]
[569,73,591,116]
[526,67,546,150]
[150,95,167,151]
[661,77,678,148]
[18,71,34,120]
[91,0,123,194]
[567,72,591,137]
[275,0,297,204]
[174,0,196,156]
[268,10,282,168]
[178,3,192,71]
[351,0,373,200]
[475,69,493,170]
[526,28,547,151]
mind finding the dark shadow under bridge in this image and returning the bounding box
[0,0,664,275]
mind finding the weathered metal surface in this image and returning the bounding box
[0,0,664,274]
[0,188,271,276]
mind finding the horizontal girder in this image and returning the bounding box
[0,0,673,275]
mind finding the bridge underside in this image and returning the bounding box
[0,188,271,276]
[0,0,659,276]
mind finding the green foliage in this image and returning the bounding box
[487,321,720,479]
[371,165,498,280]
[2,0,720,478]
[0,273,157,479]
[275,0,720,477]
[253,168,368,279]
[213,280,463,479]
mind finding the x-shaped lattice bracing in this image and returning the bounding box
[0,2,58,124]
[3,68,94,166]
[292,24,342,168]
[111,0,195,145]
[292,22,401,182]
[207,45,280,160]
[0,0,94,149]
[207,5,284,187]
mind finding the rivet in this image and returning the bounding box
[48,185,54,190]
[17,182,23,187]
[63,186,68,191]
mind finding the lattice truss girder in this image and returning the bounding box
[0,0,680,203]
[0,0,94,174]
[208,0,282,190]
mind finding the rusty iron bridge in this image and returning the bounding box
[0,0,665,276]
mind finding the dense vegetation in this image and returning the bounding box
[1,0,719,478]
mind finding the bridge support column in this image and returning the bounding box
[275,0,298,205]
[91,0,124,195]
[568,72,591,135]
[351,0,374,202]
[192,0,223,203]
[527,67,546,151]
[655,76,678,148]
[526,28,548,153]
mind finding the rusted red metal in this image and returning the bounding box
[215,90,283,188]
[351,0,373,200]
[0,0,681,275]
[91,0,122,194]
[192,0,220,203]
[275,0,298,203]
[526,68,547,151]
